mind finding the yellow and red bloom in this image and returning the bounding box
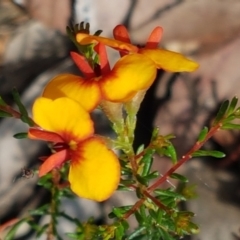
[76,24,199,72]
[43,25,198,113]
[28,97,120,201]
[42,43,156,111]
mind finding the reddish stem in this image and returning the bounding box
[0,218,19,233]
[143,190,172,214]
[0,105,38,127]
[147,123,222,192]
[123,123,222,220]
[122,198,145,219]
[0,105,21,119]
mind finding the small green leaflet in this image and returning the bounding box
[192,150,225,158]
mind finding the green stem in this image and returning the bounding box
[47,170,61,240]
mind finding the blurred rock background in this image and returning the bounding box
[0,0,240,239]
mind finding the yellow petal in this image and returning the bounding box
[100,54,157,102]
[139,49,199,72]
[43,74,101,112]
[32,97,94,142]
[76,33,138,53]
[69,137,120,201]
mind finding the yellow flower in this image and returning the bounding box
[42,43,156,111]
[76,24,199,72]
[28,97,120,201]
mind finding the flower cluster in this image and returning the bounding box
[28,23,199,201]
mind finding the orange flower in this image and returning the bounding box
[76,25,199,72]
[42,43,156,111]
[28,97,120,201]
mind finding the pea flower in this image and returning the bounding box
[28,97,120,202]
[42,43,156,112]
[76,25,199,72]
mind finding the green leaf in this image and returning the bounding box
[197,126,208,142]
[170,173,189,183]
[36,224,48,237]
[159,229,175,240]
[66,232,82,239]
[234,107,240,116]
[187,221,200,234]
[27,221,46,234]
[121,168,132,176]
[0,96,7,106]
[221,123,240,130]
[12,88,28,115]
[136,144,145,154]
[154,189,185,200]
[13,132,28,139]
[192,150,225,158]
[120,179,136,185]
[139,205,147,221]
[156,144,177,164]
[222,114,236,123]
[128,226,146,239]
[213,100,229,125]
[114,220,129,239]
[180,184,198,199]
[29,204,49,216]
[60,212,80,225]
[136,174,149,186]
[134,210,144,223]
[164,144,177,164]
[0,110,12,117]
[139,149,154,164]
[151,127,159,141]
[12,88,34,126]
[136,187,143,198]
[149,209,158,220]
[37,173,53,189]
[226,96,238,115]
[114,222,125,240]
[140,149,154,176]
[143,171,159,181]
[21,115,34,126]
[156,209,164,223]
[4,219,27,240]
[117,185,133,191]
[109,206,132,218]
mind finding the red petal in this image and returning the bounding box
[94,43,110,74]
[113,25,131,43]
[113,25,131,57]
[0,218,19,233]
[28,128,64,143]
[145,26,163,49]
[39,149,69,177]
[70,52,95,78]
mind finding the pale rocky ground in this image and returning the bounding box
[0,0,240,239]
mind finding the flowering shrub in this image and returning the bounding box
[1,22,240,239]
